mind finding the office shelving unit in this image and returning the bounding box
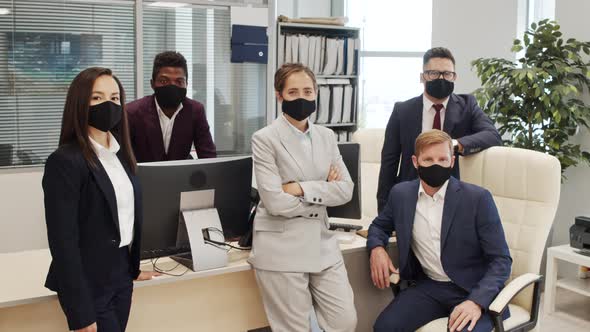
[270,22,361,142]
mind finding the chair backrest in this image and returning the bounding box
[459,147,561,312]
[352,128,385,221]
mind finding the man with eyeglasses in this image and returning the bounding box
[127,51,216,162]
[376,47,501,213]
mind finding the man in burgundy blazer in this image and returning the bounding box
[127,51,217,162]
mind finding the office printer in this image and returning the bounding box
[570,216,590,254]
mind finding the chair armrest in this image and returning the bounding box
[489,273,542,314]
[389,273,402,297]
[389,273,400,284]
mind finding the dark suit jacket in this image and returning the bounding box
[42,144,143,330]
[126,95,217,162]
[367,177,512,310]
[376,93,502,212]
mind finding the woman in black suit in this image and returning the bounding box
[42,67,160,332]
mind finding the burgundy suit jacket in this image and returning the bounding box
[126,95,217,162]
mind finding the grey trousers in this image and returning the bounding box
[255,260,357,332]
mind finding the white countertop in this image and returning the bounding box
[0,229,389,309]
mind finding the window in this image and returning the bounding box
[142,2,266,156]
[0,0,267,169]
[0,0,135,167]
[346,0,432,128]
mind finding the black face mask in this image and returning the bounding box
[417,163,452,188]
[88,101,122,132]
[154,85,187,109]
[425,78,454,99]
[282,98,316,121]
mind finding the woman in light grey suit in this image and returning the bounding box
[248,63,357,332]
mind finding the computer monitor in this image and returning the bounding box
[137,156,252,259]
[327,143,361,219]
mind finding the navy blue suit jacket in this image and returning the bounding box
[367,177,512,310]
[376,94,502,212]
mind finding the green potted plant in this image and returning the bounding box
[471,19,590,176]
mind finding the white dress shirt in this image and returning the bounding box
[90,133,135,248]
[155,98,184,154]
[422,94,449,133]
[282,114,314,200]
[411,180,451,282]
[281,114,312,157]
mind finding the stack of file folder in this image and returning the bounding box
[310,78,355,125]
[278,34,360,75]
[333,130,352,142]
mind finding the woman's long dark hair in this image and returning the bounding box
[59,67,137,173]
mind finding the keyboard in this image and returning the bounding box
[329,222,363,232]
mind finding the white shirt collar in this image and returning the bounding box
[281,114,312,135]
[423,94,449,112]
[155,97,184,119]
[89,132,120,156]
[418,178,449,202]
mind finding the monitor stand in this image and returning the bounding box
[174,190,228,271]
[171,252,195,270]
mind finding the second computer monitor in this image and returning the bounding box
[327,142,361,219]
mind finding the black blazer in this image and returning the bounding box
[376,93,502,212]
[42,143,142,331]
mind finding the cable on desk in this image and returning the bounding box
[205,238,250,251]
[204,227,251,251]
[151,257,190,277]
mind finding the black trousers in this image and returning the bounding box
[93,279,133,332]
[90,246,134,332]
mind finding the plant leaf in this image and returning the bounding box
[471,19,590,176]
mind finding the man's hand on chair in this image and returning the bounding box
[448,300,482,332]
[370,246,398,289]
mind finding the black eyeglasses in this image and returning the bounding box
[423,70,456,81]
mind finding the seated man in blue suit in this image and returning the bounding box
[377,47,502,213]
[368,130,512,332]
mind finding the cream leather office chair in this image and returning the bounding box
[416,146,561,332]
[349,128,385,226]
[351,129,561,332]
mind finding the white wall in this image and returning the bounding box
[550,0,590,275]
[277,0,296,17]
[0,169,47,253]
[431,0,520,93]
[296,0,331,17]
[277,0,332,18]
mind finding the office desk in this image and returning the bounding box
[0,232,397,332]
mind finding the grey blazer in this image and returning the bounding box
[248,117,354,273]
